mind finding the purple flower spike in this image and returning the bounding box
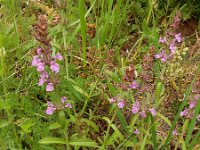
[65,103,72,108]
[134,129,139,135]
[46,83,54,91]
[180,108,188,117]
[132,101,140,114]
[50,61,60,73]
[139,111,146,118]
[129,81,139,89]
[61,96,67,104]
[46,102,56,115]
[54,53,63,61]
[149,107,156,116]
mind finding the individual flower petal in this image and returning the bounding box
[117,100,125,109]
[65,103,72,108]
[32,56,41,66]
[180,108,188,117]
[109,98,116,103]
[159,37,166,43]
[38,78,46,86]
[175,33,181,42]
[133,129,139,135]
[46,102,56,115]
[139,111,146,118]
[132,101,140,114]
[129,81,139,89]
[169,42,176,54]
[161,54,167,63]
[61,96,67,104]
[149,107,156,116]
[37,47,42,55]
[154,54,161,59]
[46,83,54,91]
[36,62,45,72]
[54,53,63,61]
[189,101,196,109]
[40,71,49,79]
[50,61,60,73]
[173,129,178,136]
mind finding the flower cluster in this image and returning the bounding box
[155,11,182,63]
[32,15,64,92]
[46,97,72,115]
[180,75,200,121]
[32,48,63,91]
[132,101,156,117]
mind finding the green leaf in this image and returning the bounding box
[72,85,89,98]
[81,119,99,132]
[39,137,66,145]
[0,120,9,128]
[156,113,171,127]
[116,108,129,133]
[48,122,61,130]
[69,138,98,147]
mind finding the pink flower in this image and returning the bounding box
[32,56,41,66]
[37,47,42,55]
[173,129,178,136]
[161,54,167,63]
[117,100,125,109]
[149,107,156,116]
[180,108,188,117]
[61,96,67,104]
[159,37,166,43]
[134,129,139,135]
[50,61,60,73]
[139,111,146,118]
[40,71,49,79]
[36,62,45,72]
[54,53,63,61]
[132,101,140,114]
[154,54,161,59]
[46,102,56,115]
[65,103,72,108]
[175,33,181,42]
[129,81,139,89]
[46,83,54,91]
[109,98,116,103]
[169,42,176,54]
[189,101,196,109]
[38,72,49,86]
[38,78,46,86]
